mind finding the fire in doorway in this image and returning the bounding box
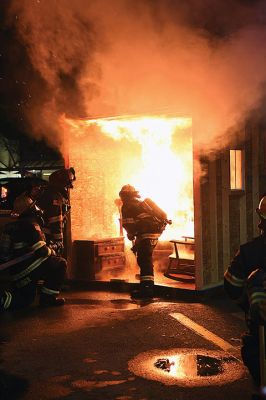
[63,114,195,285]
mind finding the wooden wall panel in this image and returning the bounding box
[239,193,247,245]
[199,159,219,287]
[221,152,230,274]
[229,196,241,259]
[193,168,203,289]
[259,126,266,197]
[200,165,212,286]
[252,123,260,236]
[194,121,265,291]
[209,160,218,283]
[245,127,254,242]
[216,157,225,280]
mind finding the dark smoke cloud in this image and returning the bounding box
[1,0,99,148]
[2,0,266,152]
[147,0,266,40]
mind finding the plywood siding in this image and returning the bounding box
[229,196,241,259]
[199,158,220,287]
[209,160,218,283]
[195,122,264,290]
[200,162,212,286]
[259,126,266,197]
[216,157,226,281]
[221,152,230,276]
[251,123,260,236]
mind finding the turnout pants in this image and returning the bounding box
[136,238,158,288]
[2,256,67,311]
[241,331,260,387]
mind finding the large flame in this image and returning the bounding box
[63,114,193,241]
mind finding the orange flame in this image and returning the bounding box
[63,114,193,241]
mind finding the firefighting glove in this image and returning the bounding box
[48,240,64,256]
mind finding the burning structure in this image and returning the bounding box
[65,114,193,241]
[64,114,195,288]
[62,114,266,291]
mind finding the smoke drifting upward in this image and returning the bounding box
[6,0,266,153]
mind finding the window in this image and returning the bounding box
[230,149,244,190]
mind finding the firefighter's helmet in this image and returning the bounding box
[119,184,140,199]
[12,192,43,220]
[257,196,266,219]
[49,167,76,189]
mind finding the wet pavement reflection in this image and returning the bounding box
[154,354,224,377]
[128,348,246,387]
[65,297,145,310]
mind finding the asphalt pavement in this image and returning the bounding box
[0,286,257,400]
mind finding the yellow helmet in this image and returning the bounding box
[256,196,266,219]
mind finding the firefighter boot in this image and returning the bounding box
[131,283,154,300]
[39,293,65,307]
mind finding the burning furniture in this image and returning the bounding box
[72,237,125,281]
[164,237,195,282]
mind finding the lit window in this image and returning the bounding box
[0,186,8,199]
[230,150,244,190]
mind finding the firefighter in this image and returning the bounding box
[37,167,75,256]
[16,178,46,207]
[0,193,67,310]
[119,184,171,299]
[224,196,266,399]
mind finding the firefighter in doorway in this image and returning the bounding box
[119,184,171,299]
[0,193,67,310]
[224,196,266,400]
[38,167,76,256]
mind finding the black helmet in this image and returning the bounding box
[119,184,140,200]
[12,193,35,217]
[256,196,266,232]
[257,196,266,220]
[49,167,76,189]
[11,192,44,226]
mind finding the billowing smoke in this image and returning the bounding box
[3,0,266,153]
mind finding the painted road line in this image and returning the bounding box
[170,312,234,351]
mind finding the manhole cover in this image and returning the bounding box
[128,348,246,387]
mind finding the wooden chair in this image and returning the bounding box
[164,236,195,281]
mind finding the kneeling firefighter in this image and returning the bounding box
[119,184,171,299]
[0,193,67,311]
[224,196,266,399]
